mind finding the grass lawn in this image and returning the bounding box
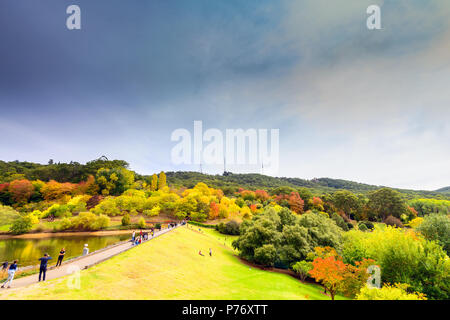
[0,226,347,300]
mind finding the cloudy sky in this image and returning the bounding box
[0,0,449,190]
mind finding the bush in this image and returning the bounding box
[59,212,110,231]
[121,214,131,226]
[416,213,450,253]
[9,216,34,234]
[138,217,146,229]
[216,220,240,235]
[356,283,426,300]
[384,215,403,228]
[292,260,313,281]
[347,222,354,229]
[155,223,161,230]
[358,221,374,230]
[331,212,349,231]
[254,244,277,267]
[358,223,368,232]
[42,204,71,219]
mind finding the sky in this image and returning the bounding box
[0,0,449,191]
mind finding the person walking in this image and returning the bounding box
[1,260,18,288]
[132,230,136,242]
[82,244,89,256]
[38,254,52,282]
[209,248,212,257]
[56,248,65,267]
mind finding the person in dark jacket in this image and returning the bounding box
[56,248,65,267]
[38,253,52,282]
[1,260,18,288]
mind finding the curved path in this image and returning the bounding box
[1,226,179,290]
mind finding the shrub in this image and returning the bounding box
[384,215,403,228]
[358,223,368,232]
[292,260,313,281]
[121,214,131,226]
[356,283,426,300]
[358,221,374,230]
[59,212,110,231]
[9,216,34,234]
[416,213,450,253]
[42,204,71,219]
[347,222,354,229]
[138,217,146,229]
[254,244,277,267]
[331,212,349,231]
[342,227,450,300]
[216,220,240,235]
[155,223,161,230]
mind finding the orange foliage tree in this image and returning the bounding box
[308,256,347,300]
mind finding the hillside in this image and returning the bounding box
[0,226,346,300]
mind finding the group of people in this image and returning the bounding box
[1,243,90,289]
[131,229,152,246]
[198,248,213,257]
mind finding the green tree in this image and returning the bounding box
[292,260,313,281]
[10,216,34,235]
[366,188,408,221]
[332,190,359,216]
[254,244,277,267]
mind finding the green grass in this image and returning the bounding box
[0,226,347,300]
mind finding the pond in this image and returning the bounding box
[0,233,131,268]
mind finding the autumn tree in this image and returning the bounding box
[288,192,304,214]
[150,173,158,191]
[308,256,347,300]
[8,179,35,204]
[158,171,166,190]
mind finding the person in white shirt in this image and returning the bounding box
[82,244,89,256]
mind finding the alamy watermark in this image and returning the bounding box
[171,121,279,175]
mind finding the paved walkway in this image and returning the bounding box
[1,226,180,289]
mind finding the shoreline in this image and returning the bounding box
[0,229,134,240]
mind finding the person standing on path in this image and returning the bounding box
[56,248,65,267]
[82,244,89,256]
[132,230,136,242]
[1,260,17,288]
[38,254,52,282]
[1,261,8,276]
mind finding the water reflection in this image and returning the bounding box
[0,234,131,268]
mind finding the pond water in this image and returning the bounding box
[0,233,131,268]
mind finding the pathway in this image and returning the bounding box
[1,225,180,289]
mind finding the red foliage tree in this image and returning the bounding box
[288,192,304,214]
[254,189,270,202]
[8,179,34,204]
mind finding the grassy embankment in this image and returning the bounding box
[0,225,347,300]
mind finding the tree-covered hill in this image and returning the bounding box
[1,159,449,200]
[165,171,450,200]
